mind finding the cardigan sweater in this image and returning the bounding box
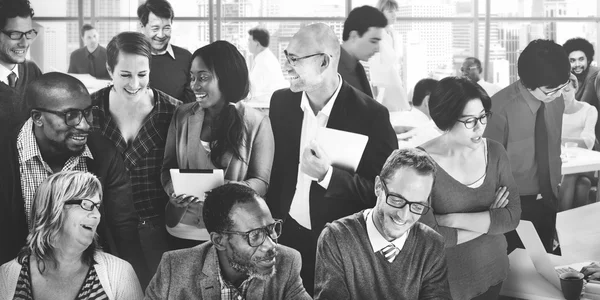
[314,210,451,300]
[0,251,143,300]
[419,139,521,299]
[149,44,195,103]
[0,61,42,129]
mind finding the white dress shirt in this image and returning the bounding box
[152,43,175,59]
[289,75,343,229]
[364,209,409,253]
[0,63,18,86]
[248,48,288,108]
[477,79,502,97]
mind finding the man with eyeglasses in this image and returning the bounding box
[314,148,451,299]
[0,0,42,129]
[0,72,149,286]
[461,57,502,97]
[137,0,194,103]
[484,39,572,254]
[146,184,311,300]
[268,23,397,295]
[338,6,387,98]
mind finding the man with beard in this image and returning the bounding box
[137,0,194,103]
[0,72,149,286]
[145,184,311,300]
[563,37,600,141]
[314,148,451,299]
[0,0,42,129]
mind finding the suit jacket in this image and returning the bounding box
[0,125,149,285]
[144,242,311,300]
[67,46,110,80]
[267,81,398,232]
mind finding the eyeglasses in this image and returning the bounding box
[540,81,570,96]
[33,105,96,127]
[284,50,331,67]
[1,29,38,40]
[221,219,283,247]
[64,199,101,211]
[380,180,430,215]
[456,111,492,129]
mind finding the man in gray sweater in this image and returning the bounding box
[314,148,451,299]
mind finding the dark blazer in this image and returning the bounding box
[0,125,149,284]
[67,46,110,80]
[267,81,398,232]
[145,242,311,300]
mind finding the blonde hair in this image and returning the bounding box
[376,0,399,11]
[19,171,103,273]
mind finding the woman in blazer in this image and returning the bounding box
[161,40,275,249]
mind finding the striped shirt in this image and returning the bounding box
[17,119,93,226]
[14,255,108,300]
[91,87,181,220]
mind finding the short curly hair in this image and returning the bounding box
[563,37,595,63]
[203,184,260,234]
[0,0,35,30]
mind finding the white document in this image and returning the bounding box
[556,202,600,262]
[170,169,224,199]
[316,127,368,173]
[516,220,562,289]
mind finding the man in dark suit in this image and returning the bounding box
[0,72,149,286]
[268,23,398,295]
[68,24,110,80]
[146,184,311,300]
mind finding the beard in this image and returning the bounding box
[228,247,277,280]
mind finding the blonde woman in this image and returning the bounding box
[0,171,143,300]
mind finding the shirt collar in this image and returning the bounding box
[216,252,254,296]
[152,43,175,59]
[517,80,542,114]
[363,209,410,253]
[17,118,94,162]
[86,46,100,57]
[300,74,343,118]
[0,62,19,83]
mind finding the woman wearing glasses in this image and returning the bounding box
[0,171,143,300]
[90,31,182,277]
[418,77,521,300]
[161,41,274,249]
[560,77,598,211]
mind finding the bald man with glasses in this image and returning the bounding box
[0,0,42,129]
[0,72,149,286]
[484,39,572,254]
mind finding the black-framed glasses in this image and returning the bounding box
[33,105,96,127]
[64,199,101,211]
[221,219,283,247]
[284,50,331,67]
[380,180,430,215]
[456,111,492,129]
[540,81,570,96]
[1,29,38,40]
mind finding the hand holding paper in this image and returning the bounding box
[301,140,331,181]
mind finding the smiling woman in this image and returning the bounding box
[0,171,143,300]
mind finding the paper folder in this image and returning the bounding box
[316,127,368,173]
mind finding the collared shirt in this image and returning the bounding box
[216,254,254,300]
[0,63,19,86]
[17,119,93,225]
[476,79,502,97]
[91,87,181,220]
[248,48,288,108]
[68,46,110,80]
[289,75,343,229]
[484,80,563,197]
[363,209,409,253]
[152,43,175,60]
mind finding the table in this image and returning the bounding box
[501,249,600,300]
[562,147,600,175]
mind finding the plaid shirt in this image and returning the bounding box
[17,119,93,225]
[91,87,181,220]
[216,255,254,300]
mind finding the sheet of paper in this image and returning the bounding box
[315,127,368,173]
[556,202,600,261]
[516,220,562,289]
[170,169,224,200]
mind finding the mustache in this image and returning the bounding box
[256,249,278,261]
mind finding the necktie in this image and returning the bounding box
[7,71,17,88]
[88,53,96,78]
[381,244,400,263]
[355,62,374,98]
[535,102,555,208]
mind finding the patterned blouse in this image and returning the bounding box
[13,256,108,300]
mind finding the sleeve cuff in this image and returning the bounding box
[318,165,333,189]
